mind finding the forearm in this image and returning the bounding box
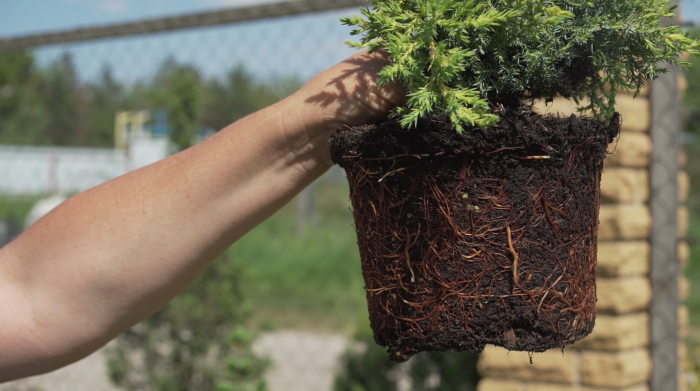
[0,95,330,379]
[0,50,404,381]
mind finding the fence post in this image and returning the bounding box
[649,4,681,389]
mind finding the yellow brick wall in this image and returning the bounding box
[477,77,689,390]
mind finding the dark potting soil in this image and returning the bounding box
[330,107,621,362]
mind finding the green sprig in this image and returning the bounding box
[341,0,700,132]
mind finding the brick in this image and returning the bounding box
[477,378,523,391]
[571,313,648,351]
[605,132,651,167]
[596,241,649,277]
[598,205,651,240]
[597,277,651,314]
[680,241,690,271]
[680,73,688,100]
[680,276,691,302]
[679,171,690,202]
[680,305,689,338]
[600,168,648,204]
[477,345,577,383]
[679,206,689,238]
[527,383,649,391]
[581,349,652,387]
[533,95,649,132]
[614,95,650,132]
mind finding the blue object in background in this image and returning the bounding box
[154,109,169,137]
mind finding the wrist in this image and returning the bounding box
[272,91,338,173]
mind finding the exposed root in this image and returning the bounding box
[330,109,618,361]
[506,226,519,289]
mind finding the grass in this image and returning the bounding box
[0,195,40,223]
[229,179,368,334]
[686,214,700,345]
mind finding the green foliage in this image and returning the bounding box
[107,252,269,391]
[85,68,125,147]
[234,181,367,331]
[0,196,40,222]
[685,214,700,327]
[0,51,50,145]
[214,327,269,391]
[343,0,699,132]
[682,28,700,218]
[203,65,301,132]
[150,60,203,150]
[0,52,297,150]
[334,327,480,391]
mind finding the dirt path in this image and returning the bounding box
[0,331,348,391]
[253,330,347,391]
[0,347,120,391]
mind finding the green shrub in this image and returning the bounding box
[334,328,480,391]
[107,253,268,391]
[343,0,698,131]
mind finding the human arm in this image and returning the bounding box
[0,50,404,381]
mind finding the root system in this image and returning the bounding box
[330,108,621,362]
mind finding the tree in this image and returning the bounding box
[202,65,300,131]
[107,252,268,391]
[0,50,50,145]
[43,53,86,145]
[150,59,203,151]
[85,67,124,148]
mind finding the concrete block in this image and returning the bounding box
[534,95,649,132]
[679,206,689,238]
[680,241,690,271]
[596,241,649,277]
[477,345,576,384]
[581,349,652,387]
[598,205,651,240]
[680,276,691,302]
[597,277,651,314]
[680,305,689,338]
[477,378,524,391]
[605,132,651,168]
[679,171,690,202]
[600,168,648,204]
[527,383,649,391]
[571,313,648,351]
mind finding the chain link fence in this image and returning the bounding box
[1,2,689,390]
[0,2,481,390]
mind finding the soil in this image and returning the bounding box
[330,107,621,362]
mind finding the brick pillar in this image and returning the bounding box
[476,80,689,391]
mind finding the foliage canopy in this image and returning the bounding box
[343,0,699,132]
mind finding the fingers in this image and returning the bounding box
[295,49,407,132]
[344,50,407,119]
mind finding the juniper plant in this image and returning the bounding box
[342,0,699,132]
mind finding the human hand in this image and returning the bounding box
[294,50,407,135]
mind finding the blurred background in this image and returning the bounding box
[0,0,699,390]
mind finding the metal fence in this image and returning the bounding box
[0,2,478,391]
[0,1,687,391]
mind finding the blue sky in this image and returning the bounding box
[2,0,700,38]
[0,0,281,37]
[0,0,361,83]
[1,0,700,84]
